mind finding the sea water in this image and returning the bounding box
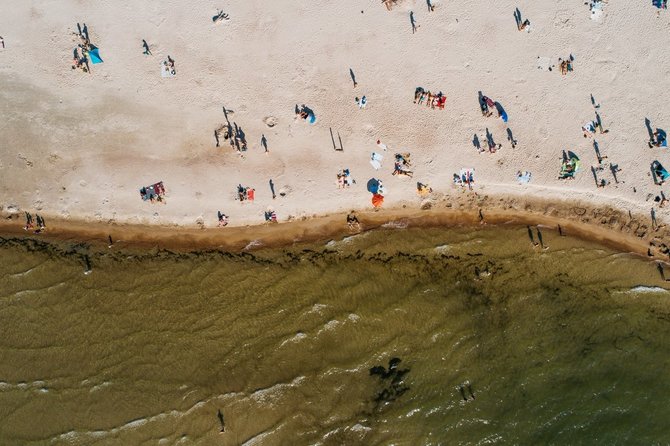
[0,226,668,445]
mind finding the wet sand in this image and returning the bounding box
[1,193,667,260]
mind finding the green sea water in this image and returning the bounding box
[0,225,669,445]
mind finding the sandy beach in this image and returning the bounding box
[1,0,670,249]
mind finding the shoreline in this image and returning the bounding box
[1,192,667,260]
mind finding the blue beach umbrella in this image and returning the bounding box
[89,46,103,64]
[366,178,380,194]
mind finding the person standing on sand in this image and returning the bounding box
[410,11,419,33]
[527,225,538,246]
[269,179,276,199]
[142,39,151,55]
[0,36,4,49]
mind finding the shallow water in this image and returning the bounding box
[0,226,669,445]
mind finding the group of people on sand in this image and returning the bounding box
[649,128,667,148]
[216,121,247,153]
[413,88,446,109]
[295,104,316,124]
[237,184,255,202]
[140,181,167,203]
[478,92,507,121]
[24,212,47,233]
[558,55,574,75]
[162,55,176,76]
[393,153,413,177]
[71,23,94,73]
[337,169,354,188]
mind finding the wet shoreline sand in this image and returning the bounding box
[1,193,667,260]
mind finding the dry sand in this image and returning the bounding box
[1,0,670,246]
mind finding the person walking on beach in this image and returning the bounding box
[0,36,4,49]
[410,11,419,33]
[269,179,276,199]
[142,39,151,55]
[349,68,357,87]
[261,134,268,153]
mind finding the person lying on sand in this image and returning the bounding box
[393,162,413,177]
[582,120,597,138]
[217,211,228,227]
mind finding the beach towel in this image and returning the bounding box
[89,47,103,64]
[370,152,383,170]
[246,189,255,201]
[537,56,552,71]
[307,112,316,124]
[161,63,176,78]
[590,1,604,20]
[517,171,532,184]
[377,141,388,151]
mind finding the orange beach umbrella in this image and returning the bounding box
[372,193,384,208]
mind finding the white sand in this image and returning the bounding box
[1,0,669,229]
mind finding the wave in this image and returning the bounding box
[627,286,669,294]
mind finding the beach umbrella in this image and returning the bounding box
[372,193,384,208]
[89,46,103,64]
[366,178,380,194]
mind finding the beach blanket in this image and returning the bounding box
[537,56,552,71]
[370,152,383,170]
[590,1,604,21]
[161,63,176,78]
[517,171,532,184]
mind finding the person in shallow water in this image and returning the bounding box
[217,409,225,433]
